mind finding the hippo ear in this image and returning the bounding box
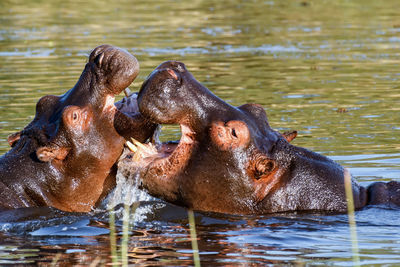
[282,130,297,143]
[250,156,277,181]
[7,131,21,147]
[62,105,91,132]
[36,146,70,162]
[210,120,250,150]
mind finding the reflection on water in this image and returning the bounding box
[0,0,399,265]
[0,203,399,265]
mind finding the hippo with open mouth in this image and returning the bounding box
[0,45,156,212]
[119,60,400,215]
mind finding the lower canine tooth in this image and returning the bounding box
[126,141,137,152]
[131,137,149,151]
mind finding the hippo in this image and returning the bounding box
[118,60,400,215]
[0,45,156,212]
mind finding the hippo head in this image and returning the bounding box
[119,61,367,215]
[1,45,156,212]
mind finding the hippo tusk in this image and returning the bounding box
[131,137,150,151]
[127,138,158,162]
[126,140,138,153]
[126,140,143,162]
[126,140,142,162]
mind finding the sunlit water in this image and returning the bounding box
[0,0,399,265]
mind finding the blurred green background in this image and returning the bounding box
[0,0,399,175]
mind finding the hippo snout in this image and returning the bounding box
[144,61,186,84]
[89,44,139,95]
[155,60,187,73]
[89,44,113,64]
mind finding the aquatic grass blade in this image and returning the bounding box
[344,168,360,266]
[121,191,139,266]
[121,189,132,266]
[108,200,119,264]
[188,209,201,267]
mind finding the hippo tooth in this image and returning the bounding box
[130,138,158,155]
[126,140,143,162]
[126,141,138,152]
[130,137,149,151]
[125,140,144,162]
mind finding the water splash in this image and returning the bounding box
[101,151,159,225]
[106,169,154,210]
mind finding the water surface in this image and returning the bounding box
[0,0,399,265]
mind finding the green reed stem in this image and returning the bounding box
[108,202,118,265]
[344,168,360,266]
[121,190,132,267]
[188,209,201,267]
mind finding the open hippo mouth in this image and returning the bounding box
[124,121,196,175]
[121,61,209,181]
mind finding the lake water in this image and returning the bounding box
[0,0,399,265]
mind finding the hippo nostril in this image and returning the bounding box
[94,52,104,67]
[232,128,237,138]
[89,44,111,63]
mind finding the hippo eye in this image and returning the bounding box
[62,105,88,130]
[70,110,81,122]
